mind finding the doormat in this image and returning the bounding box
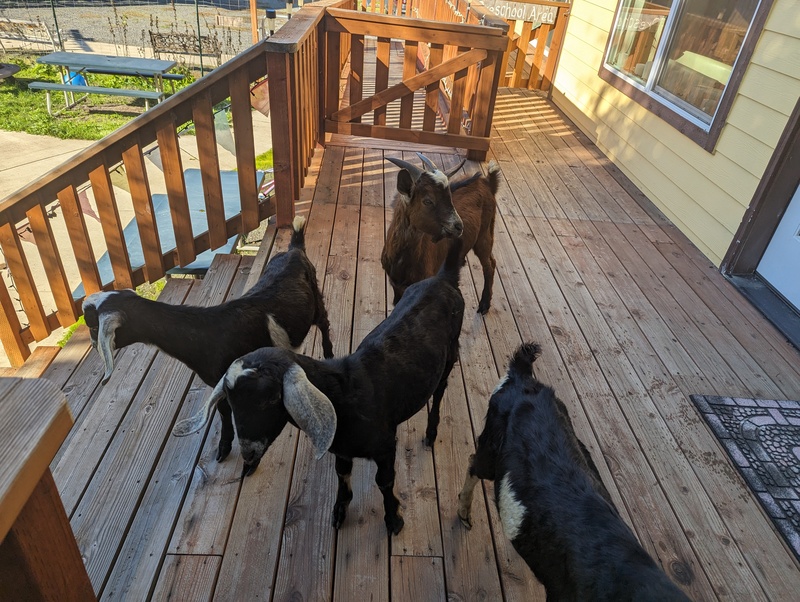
[690,395,800,561]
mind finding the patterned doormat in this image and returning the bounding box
[690,395,800,561]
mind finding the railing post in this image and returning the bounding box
[267,51,297,227]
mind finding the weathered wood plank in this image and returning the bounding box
[67,258,242,589]
[391,556,447,601]
[150,554,220,602]
[103,258,254,599]
[13,346,59,379]
[52,281,191,513]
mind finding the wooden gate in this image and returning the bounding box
[491,0,571,90]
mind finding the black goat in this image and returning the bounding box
[83,215,334,462]
[458,343,691,601]
[174,240,465,535]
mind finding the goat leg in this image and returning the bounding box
[457,459,479,529]
[215,398,235,462]
[318,313,334,360]
[375,450,404,535]
[475,240,496,315]
[425,351,457,447]
[332,456,354,529]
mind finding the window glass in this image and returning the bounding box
[656,0,757,119]
[606,0,672,85]
[604,0,760,125]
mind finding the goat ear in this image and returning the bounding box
[97,311,124,384]
[396,170,414,199]
[173,375,227,436]
[282,364,336,459]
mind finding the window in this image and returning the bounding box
[600,0,772,150]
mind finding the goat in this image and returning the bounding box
[457,343,691,601]
[173,240,466,535]
[382,153,499,314]
[83,215,334,463]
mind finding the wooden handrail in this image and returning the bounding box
[0,37,275,366]
[0,0,509,367]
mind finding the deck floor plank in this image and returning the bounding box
[151,555,220,602]
[43,86,800,601]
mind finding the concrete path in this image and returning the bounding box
[0,131,93,199]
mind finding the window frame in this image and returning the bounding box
[598,0,775,152]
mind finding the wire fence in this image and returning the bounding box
[0,1,289,66]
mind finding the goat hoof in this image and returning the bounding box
[216,443,232,463]
[477,301,490,315]
[385,514,404,536]
[332,504,348,529]
[424,434,436,448]
[458,512,473,530]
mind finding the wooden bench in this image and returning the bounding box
[0,17,58,54]
[0,378,95,601]
[28,80,164,115]
[150,31,222,68]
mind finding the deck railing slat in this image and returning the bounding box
[25,204,77,328]
[191,91,228,251]
[121,144,165,283]
[0,275,29,366]
[0,221,50,341]
[56,185,102,298]
[229,70,260,233]
[89,165,134,290]
[155,120,196,268]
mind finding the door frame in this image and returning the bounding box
[722,96,800,349]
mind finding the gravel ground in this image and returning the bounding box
[1,1,289,58]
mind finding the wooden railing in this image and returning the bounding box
[417,0,570,91]
[0,42,274,366]
[266,0,509,224]
[0,0,510,367]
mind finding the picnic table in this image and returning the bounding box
[30,51,181,115]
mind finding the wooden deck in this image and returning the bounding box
[30,88,800,601]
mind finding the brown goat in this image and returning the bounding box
[381,154,500,314]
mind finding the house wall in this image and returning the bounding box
[550,0,800,265]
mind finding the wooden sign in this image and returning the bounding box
[479,0,558,24]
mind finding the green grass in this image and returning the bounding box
[255,149,273,171]
[0,55,195,140]
[57,315,85,347]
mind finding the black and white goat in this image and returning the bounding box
[458,343,691,601]
[382,153,499,314]
[173,240,466,535]
[83,215,334,462]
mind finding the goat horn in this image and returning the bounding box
[416,153,439,172]
[97,311,123,384]
[173,375,226,436]
[445,158,467,178]
[385,156,423,183]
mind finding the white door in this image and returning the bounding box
[757,183,800,311]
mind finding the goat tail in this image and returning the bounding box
[486,160,501,195]
[508,342,541,377]
[439,237,464,287]
[290,215,307,250]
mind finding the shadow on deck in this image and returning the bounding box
[35,89,800,601]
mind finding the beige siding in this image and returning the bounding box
[552,0,800,265]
